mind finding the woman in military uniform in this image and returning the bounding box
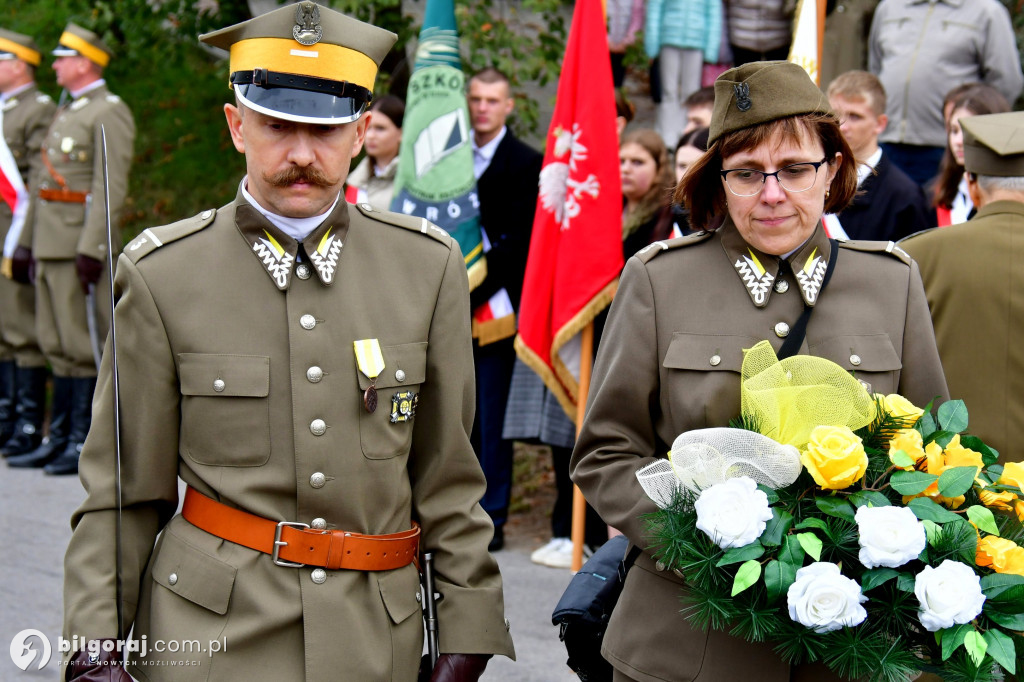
[571,61,948,681]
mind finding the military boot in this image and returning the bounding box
[0,360,17,446]
[8,375,72,468]
[45,376,96,476]
[1,367,49,458]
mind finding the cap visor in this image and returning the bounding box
[52,47,79,57]
[235,84,366,125]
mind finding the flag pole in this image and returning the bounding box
[817,0,825,86]
[570,321,594,572]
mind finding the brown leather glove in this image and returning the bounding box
[75,253,103,293]
[11,246,33,284]
[65,640,133,681]
[429,653,492,682]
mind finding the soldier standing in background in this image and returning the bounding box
[0,29,54,460]
[7,23,134,476]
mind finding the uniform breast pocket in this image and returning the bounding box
[357,342,427,460]
[178,353,271,467]
[808,334,902,397]
[662,333,759,429]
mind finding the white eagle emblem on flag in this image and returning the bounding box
[538,123,600,231]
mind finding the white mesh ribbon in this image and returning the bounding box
[637,428,803,508]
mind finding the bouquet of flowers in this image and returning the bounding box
[638,341,1024,682]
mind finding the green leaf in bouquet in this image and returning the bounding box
[890,449,917,469]
[891,470,939,495]
[897,572,916,593]
[982,628,1016,675]
[731,559,761,596]
[983,604,1024,631]
[794,517,828,531]
[922,519,942,546]
[909,496,964,523]
[760,508,794,547]
[938,399,969,434]
[926,519,978,566]
[916,410,937,438]
[764,559,797,604]
[815,495,856,523]
[849,490,892,508]
[796,532,823,561]
[941,623,973,661]
[861,567,901,592]
[938,466,981,498]
[966,505,1000,535]
[926,430,958,449]
[964,629,987,668]
[756,483,780,504]
[717,541,765,567]
[960,435,998,467]
[781,534,806,568]
[981,572,1024,598]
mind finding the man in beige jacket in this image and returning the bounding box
[61,3,514,681]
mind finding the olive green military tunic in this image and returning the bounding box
[62,194,515,681]
[23,82,133,376]
[902,200,1024,462]
[572,221,948,682]
[0,83,53,367]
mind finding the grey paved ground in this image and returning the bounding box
[0,464,576,681]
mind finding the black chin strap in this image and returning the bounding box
[777,240,839,360]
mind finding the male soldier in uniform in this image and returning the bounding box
[62,3,514,681]
[902,111,1024,462]
[7,23,134,475]
[0,29,54,459]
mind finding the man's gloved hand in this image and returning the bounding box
[75,253,103,293]
[11,246,33,284]
[65,640,133,681]
[429,653,492,682]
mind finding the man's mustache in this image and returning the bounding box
[263,166,334,187]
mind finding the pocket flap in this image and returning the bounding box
[808,334,902,372]
[663,333,760,372]
[377,565,422,625]
[151,531,236,615]
[178,354,270,397]
[356,342,428,390]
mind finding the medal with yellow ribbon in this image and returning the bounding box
[353,339,385,413]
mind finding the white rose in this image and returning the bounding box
[694,476,773,549]
[787,562,868,633]
[856,505,927,568]
[914,560,986,632]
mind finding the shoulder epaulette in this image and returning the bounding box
[123,208,217,263]
[353,202,452,247]
[896,227,938,245]
[635,230,714,263]
[836,239,911,265]
[36,93,52,104]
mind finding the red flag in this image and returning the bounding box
[514,0,624,418]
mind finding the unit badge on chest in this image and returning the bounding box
[390,391,418,423]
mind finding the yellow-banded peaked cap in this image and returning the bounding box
[0,28,42,66]
[199,1,397,125]
[52,23,112,67]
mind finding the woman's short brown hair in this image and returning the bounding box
[674,114,858,231]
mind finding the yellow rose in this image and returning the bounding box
[977,536,1024,576]
[902,441,965,509]
[1015,499,1024,523]
[881,394,925,424]
[999,462,1024,492]
[943,434,983,470]
[888,429,925,471]
[979,483,1018,510]
[801,425,868,490]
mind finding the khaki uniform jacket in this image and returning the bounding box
[902,200,1024,461]
[63,195,515,681]
[23,82,134,260]
[0,83,55,241]
[572,221,948,682]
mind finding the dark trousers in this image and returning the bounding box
[551,445,608,547]
[730,44,790,67]
[881,142,946,188]
[471,337,517,527]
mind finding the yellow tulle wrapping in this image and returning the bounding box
[740,340,876,450]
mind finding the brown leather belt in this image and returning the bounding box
[182,487,420,571]
[39,188,89,204]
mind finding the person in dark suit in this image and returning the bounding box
[824,70,930,241]
[467,67,542,551]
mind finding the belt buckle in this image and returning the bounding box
[272,521,311,567]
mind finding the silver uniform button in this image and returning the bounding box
[296,263,311,280]
[395,369,406,382]
[310,472,326,488]
[361,203,373,212]
[774,279,789,294]
[168,573,178,585]
[213,379,226,392]
[300,314,317,330]
[306,366,323,383]
[850,354,862,366]
[201,210,213,220]
[775,322,790,338]
[311,517,327,530]
[311,568,327,584]
[709,354,721,367]
[310,419,327,436]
